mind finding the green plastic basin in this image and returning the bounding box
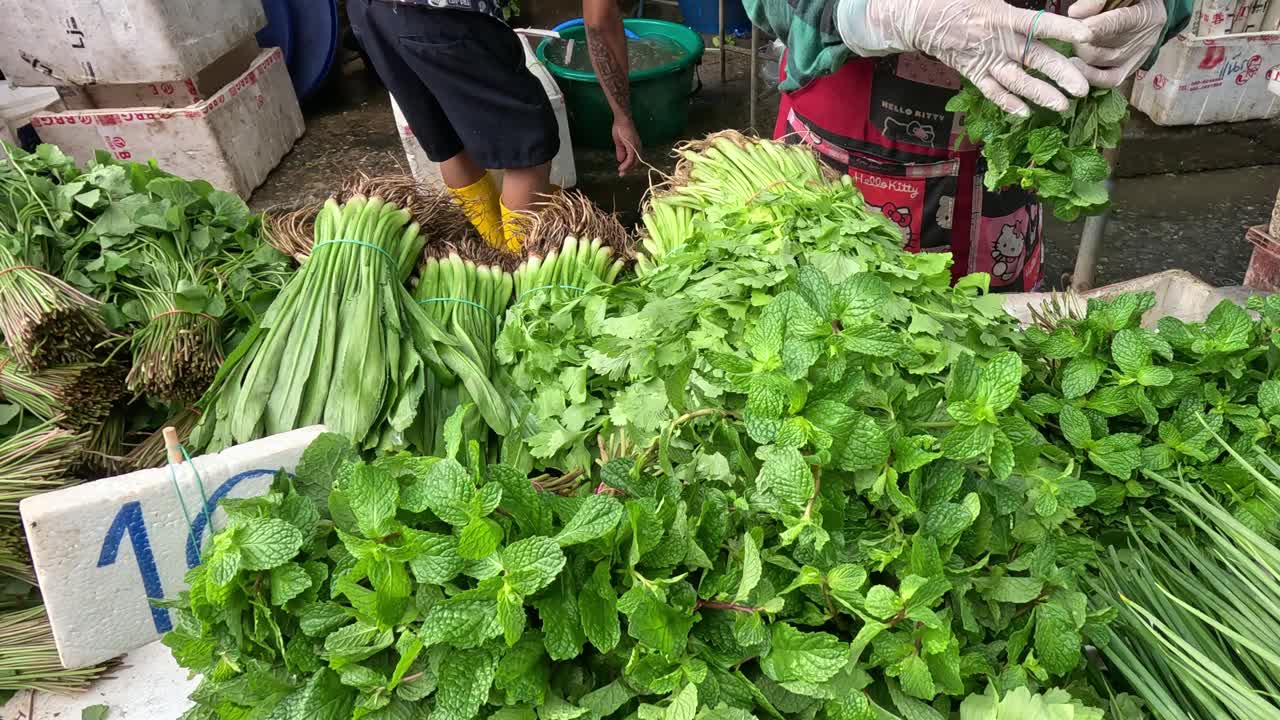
[537,19,704,150]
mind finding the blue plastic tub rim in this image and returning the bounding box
[551,18,641,39]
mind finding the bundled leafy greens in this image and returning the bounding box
[946,84,1127,222]
[192,195,512,454]
[157,132,1279,720]
[1094,446,1280,720]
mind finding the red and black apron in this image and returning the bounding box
[774,0,1061,291]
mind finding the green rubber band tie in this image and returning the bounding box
[417,297,498,324]
[517,284,587,302]
[168,442,211,558]
[1022,9,1046,67]
[312,238,397,270]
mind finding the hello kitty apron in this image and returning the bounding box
[774,0,1057,291]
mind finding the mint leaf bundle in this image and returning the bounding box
[947,83,1128,222]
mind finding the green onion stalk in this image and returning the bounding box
[1092,443,1280,719]
[0,421,85,521]
[410,254,513,457]
[193,195,512,453]
[0,606,114,694]
[0,346,125,431]
[0,241,109,371]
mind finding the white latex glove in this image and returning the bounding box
[836,0,1095,116]
[1069,0,1167,88]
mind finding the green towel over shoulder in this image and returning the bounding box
[744,0,1194,93]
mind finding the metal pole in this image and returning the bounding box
[749,25,759,133]
[1071,144,1119,292]
[719,0,726,84]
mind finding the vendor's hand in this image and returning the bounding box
[1069,0,1166,88]
[837,0,1095,116]
[612,117,641,175]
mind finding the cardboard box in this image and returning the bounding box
[1132,30,1280,125]
[0,0,265,87]
[55,39,261,110]
[31,48,304,199]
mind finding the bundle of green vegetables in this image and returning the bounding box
[0,346,124,430]
[0,142,291,406]
[0,242,110,370]
[0,605,115,695]
[1094,445,1280,720]
[0,420,84,520]
[946,50,1128,222]
[411,254,513,458]
[193,195,512,453]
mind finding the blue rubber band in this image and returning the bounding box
[1022,9,1046,67]
[517,284,587,302]
[312,238,397,270]
[417,297,498,325]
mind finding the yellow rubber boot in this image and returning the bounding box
[500,201,529,253]
[447,173,504,249]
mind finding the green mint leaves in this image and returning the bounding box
[947,81,1127,222]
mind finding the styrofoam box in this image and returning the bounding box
[0,0,265,87]
[0,85,63,147]
[1132,29,1280,125]
[54,39,261,111]
[29,48,304,199]
[21,426,326,669]
[1001,269,1269,328]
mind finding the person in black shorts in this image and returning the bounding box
[349,0,639,250]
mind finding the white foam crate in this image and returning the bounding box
[29,48,304,199]
[1001,269,1268,327]
[1132,29,1280,125]
[0,0,265,87]
[0,85,62,148]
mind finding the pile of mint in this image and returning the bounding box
[946,84,1127,222]
[162,135,1280,720]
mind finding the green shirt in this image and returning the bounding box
[745,0,1194,92]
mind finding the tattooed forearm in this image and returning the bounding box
[586,29,631,115]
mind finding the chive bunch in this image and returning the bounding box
[0,421,84,521]
[0,346,125,431]
[0,243,108,371]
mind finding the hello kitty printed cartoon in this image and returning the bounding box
[880,202,913,247]
[991,221,1026,283]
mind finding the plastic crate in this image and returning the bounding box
[1246,224,1280,291]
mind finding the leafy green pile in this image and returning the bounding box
[497,135,1017,476]
[946,85,1127,222]
[0,143,290,402]
[164,133,1280,720]
[1019,293,1280,532]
